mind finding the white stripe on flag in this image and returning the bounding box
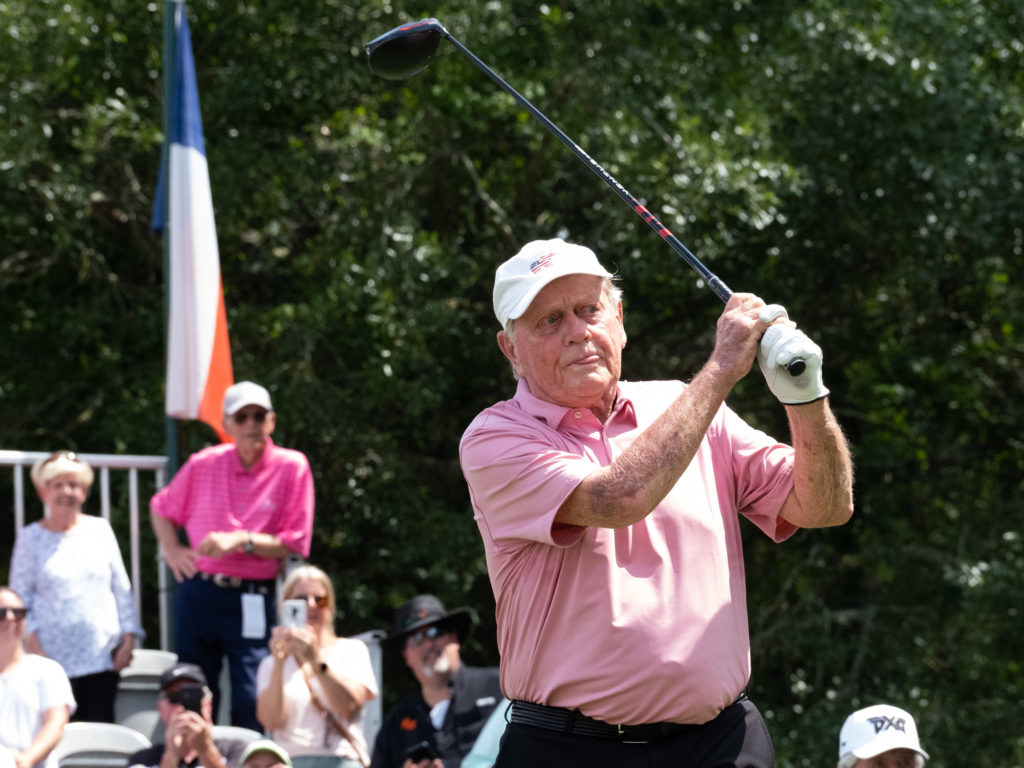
[165,141,222,419]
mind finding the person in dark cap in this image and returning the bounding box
[126,662,250,768]
[369,595,501,768]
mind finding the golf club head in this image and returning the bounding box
[365,18,445,80]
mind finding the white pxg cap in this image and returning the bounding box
[839,704,929,763]
[493,238,613,328]
[222,381,273,416]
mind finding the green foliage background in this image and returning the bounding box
[2,0,1022,765]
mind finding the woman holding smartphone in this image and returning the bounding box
[256,565,378,767]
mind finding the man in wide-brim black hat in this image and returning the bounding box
[370,595,502,768]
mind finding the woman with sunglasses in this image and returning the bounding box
[256,565,378,767]
[8,452,142,723]
[0,586,76,768]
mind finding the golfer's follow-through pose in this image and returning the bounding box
[459,238,854,768]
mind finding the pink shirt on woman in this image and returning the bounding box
[151,438,314,579]
[460,378,797,726]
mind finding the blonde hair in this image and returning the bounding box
[279,564,337,633]
[31,452,94,490]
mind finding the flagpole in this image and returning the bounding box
[159,0,181,652]
[161,0,180,481]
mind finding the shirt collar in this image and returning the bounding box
[512,378,632,428]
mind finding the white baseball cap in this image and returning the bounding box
[240,739,292,768]
[222,381,273,416]
[839,704,929,763]
[493,238,613,327]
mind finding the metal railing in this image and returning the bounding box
[3,449,384,742]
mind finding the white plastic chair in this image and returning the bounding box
[54,722,152,768]
[290,757,350,768]
[115,648,179,741]
[209,724,264,744]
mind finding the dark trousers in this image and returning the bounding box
[494,698,774,768]
[174,576,275,732]
[69,669,120,723]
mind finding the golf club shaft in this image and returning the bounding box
[441,31,732,303]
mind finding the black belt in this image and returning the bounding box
[508,692,747,743]
[196,572,274,594]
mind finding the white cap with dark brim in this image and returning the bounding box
[493,238,612,328]
[240,739,292,767]
[839,704,929,763]
[222,381,273,416]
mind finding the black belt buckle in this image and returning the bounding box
[199,572,271,595]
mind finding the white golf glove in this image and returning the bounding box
[757,305,830,405]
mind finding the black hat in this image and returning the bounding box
[385,594,473,648]
[159,662,207,691]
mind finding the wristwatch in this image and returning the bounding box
[243,531,255,554]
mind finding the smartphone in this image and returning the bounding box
[178,685,204,714]
[404,741,439,763]
[282,598,307,628]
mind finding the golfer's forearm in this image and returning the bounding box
[781,400,854,528]
[557,364,734,528]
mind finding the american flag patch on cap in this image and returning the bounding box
[530,252,555,272]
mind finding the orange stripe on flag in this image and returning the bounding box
[197,282,233,442]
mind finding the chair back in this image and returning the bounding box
[115,649,178,741]
[290,757,351,768]
[209,725,264,744]
[54,721,152,768]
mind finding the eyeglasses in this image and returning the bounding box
[0,607,28,621]
[44,450,82,465]
[405,623,454,649]
[292,593,329,608]
[232,409,269,424]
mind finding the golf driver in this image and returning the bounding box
[365,18,805,376]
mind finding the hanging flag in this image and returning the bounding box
[154,5,233,442]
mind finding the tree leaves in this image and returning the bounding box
[2,0,1022,762]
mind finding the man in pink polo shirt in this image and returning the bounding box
[151,380,315,732]
[459,239,854,767]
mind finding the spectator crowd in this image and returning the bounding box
[3,241,937,768]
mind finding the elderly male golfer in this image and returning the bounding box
[459,238,854,768]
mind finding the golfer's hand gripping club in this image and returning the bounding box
[757,305,829,405]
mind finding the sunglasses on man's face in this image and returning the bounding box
[0,607,28,621]
[232,409,269,425]
[405,623,454,649]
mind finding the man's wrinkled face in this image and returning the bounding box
[498,274,625,413]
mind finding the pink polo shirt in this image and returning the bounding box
[150,438,315,580]
[460,378,797,726]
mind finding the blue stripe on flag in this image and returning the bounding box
[153,9,207,231]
